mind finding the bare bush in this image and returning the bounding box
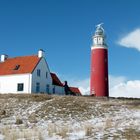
[28,113,38,123]
[0,110,6,115]
[15,118,23,125]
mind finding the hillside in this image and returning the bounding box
[0,94,140,140]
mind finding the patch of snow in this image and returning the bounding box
[0,134,4,140]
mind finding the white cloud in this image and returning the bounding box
[109,75,140,98]
[118,28,140,51]
[110,80,140,98]
[69,75,140,98]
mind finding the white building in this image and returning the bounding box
[0,50,81,95]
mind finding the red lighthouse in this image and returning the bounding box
[90,24,109,97]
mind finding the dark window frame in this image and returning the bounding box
[14,65,20,70]
[17,83,24,91]
[46,72,48,78]
[36,82,40,93]
[37,69,41,77]
[53,86,55,94]
[46,84,50,93]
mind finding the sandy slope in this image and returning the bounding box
[0,94,140,140]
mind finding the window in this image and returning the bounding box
[36,82,40,93]
[46,84,50,94]
[17,83,24,91]
[53,86,55,94]
[46,72,48,78]
[37,69,41,77]
[14,65,20,70]
[105,77,108,81]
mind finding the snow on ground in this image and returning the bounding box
[0,94,140,140]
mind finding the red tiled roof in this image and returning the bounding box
[50,73,63,87]
[69,87,81,95]
[0,55,40,75]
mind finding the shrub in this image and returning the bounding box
[0,110,6,115]
[28,113,38,123]
[15,118,23,125]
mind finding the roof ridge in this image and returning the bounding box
[7,55,38,59]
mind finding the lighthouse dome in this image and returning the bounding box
[95,23,104,36]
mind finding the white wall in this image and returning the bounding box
[0,74,32,93]
[31,58,52,93]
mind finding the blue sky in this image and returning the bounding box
[0,0,140,96]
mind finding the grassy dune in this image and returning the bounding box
[0,94,140,140]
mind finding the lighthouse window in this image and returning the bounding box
[105,78,108,81]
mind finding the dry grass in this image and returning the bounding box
[117,128,140,140]
[28,113,38,123]
[84,123,93,136]
[1,126,43,140]
[0,93,52,102]
[0,94,140,139]
[47,123,69,138]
